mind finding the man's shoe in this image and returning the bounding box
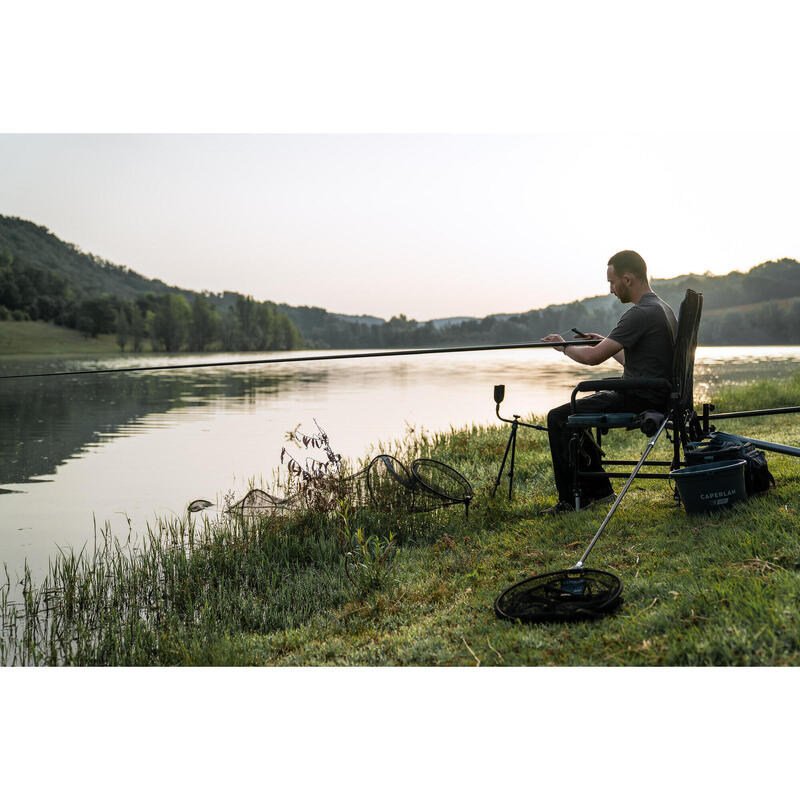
[540,500,575,516]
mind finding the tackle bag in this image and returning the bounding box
[685,434,775,496]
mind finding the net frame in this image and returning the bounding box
[366,454,473,516]
[494,568,622,623]
[225,488,296,521]
[410,458,473,517]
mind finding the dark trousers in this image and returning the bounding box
[546,390,654,504]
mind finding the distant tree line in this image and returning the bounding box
[699,299,800,345]
[4,211,800,350]
[280,261,800,349]
[0,247,303,352]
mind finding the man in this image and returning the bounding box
[540,250,678,514]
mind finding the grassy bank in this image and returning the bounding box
[2,379,799,666]
[0,320,126,357]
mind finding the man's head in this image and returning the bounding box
[607,250,649,303]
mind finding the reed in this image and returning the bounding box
[0,442,440,665]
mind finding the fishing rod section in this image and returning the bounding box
[703,404,800,422]
[0,339,598,381]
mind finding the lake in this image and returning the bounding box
[2,345,799,582]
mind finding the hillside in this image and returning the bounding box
[0,216,304,352]
[2,214,800,349]
[0,215,182,299]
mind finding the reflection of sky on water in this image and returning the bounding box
[1,346,799,582]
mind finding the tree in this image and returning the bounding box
[274,312,303,350]
[130,304,146,352]
[220,307,241,351]
[75,296,116,337]
[116,305,130,351]
[150,293,192,351]
[189,294,221,351]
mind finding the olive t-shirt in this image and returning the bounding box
[607,292,678,406]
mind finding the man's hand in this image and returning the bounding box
[574,331,604,341]
[540,333,566,352]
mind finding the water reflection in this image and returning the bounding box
[0,358,304,485]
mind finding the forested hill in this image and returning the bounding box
[0,216,304,352]
[2,214,799,349]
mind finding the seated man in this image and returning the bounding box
[540,250,677,514]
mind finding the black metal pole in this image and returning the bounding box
[492,419,518,499]
[707,406,800,420]
[712,431,800,459]
[509,421,518,500]
[0,340,598,381]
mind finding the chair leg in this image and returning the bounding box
[672,412,683,504]
[569,430,582,510]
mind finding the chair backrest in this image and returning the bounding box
[671,289,703,411]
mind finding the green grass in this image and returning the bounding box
[0,320,127,357]
[2,379,800,666]
[712,371,800,412]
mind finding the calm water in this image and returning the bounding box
[1,346,799,581]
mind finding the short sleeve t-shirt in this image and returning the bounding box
[607,292,678,404]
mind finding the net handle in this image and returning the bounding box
[574,413,671,568]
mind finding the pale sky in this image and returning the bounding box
[2,2,799,322]
[3,132,799,321]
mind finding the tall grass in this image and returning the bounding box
[0,441,447,666]
[0,511,353,665]
[712,371,800,412]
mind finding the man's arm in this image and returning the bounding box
[577,332,625,365]
[540,333,624,366]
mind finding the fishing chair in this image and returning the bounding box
[566,288,704,509]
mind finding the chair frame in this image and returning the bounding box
[566,289,705,510]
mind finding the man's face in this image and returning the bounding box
[607,265,631,303]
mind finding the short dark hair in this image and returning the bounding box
[608,250,647,282]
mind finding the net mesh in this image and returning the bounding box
[366,455,417,513]
[224,467,371,521]
[494,568,623,623]
[411,459,473,502]
[365,455,472,516]
[215,456,470,522]
[225,488,296,521]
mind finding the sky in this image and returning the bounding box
[3,131,799,321]
[2,2,799,322]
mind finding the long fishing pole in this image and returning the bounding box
[0,340,597,381]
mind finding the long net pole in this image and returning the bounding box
[574,414,671,568]
[0,340,597,381]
